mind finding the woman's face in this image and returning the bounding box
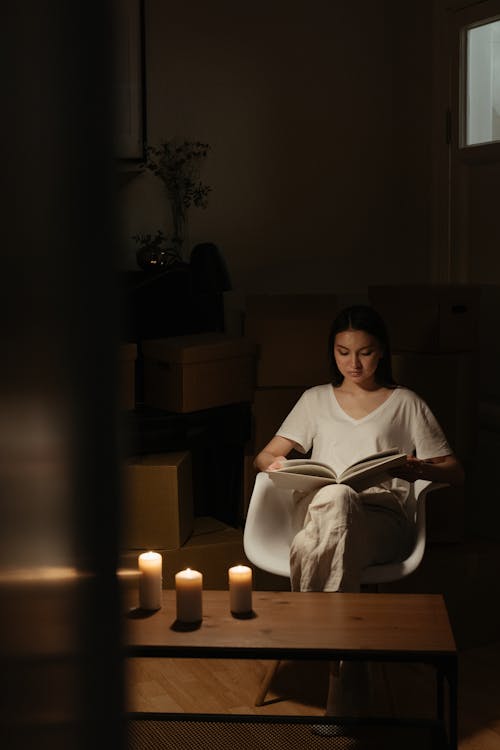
[334,328,383,388]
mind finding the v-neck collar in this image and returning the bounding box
[330,386,398,424]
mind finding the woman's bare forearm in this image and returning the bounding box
[254,450,283,472]
[253,435,298,472]
[420,455,465,486]
[392,454,465,486]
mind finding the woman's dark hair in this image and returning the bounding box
[328,305,396,387]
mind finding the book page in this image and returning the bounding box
[265,452,406,494]
[267,471,337,493]
[276,459,337,479]
[345,447,401,471]
[339,453,407,484]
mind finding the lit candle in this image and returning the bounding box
[228,565,253,614]
[175,568,203,623]
[138,551,162,610]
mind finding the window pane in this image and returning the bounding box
[466,19,500,146]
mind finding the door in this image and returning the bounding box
[439,1,500,538]
[445,0,500,283]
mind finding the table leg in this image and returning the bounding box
[436,668,444,721]
[254,660,281,707]
[437,656,458,750]
[447,658,458,750]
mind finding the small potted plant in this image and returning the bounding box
[141,139,212,259]
[131,230,181,271]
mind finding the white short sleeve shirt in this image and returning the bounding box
[276,384,452,508]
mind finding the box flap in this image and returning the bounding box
[124,451,189,468]
[142,333,256,364]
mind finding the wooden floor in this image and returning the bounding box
[126,640,500,749]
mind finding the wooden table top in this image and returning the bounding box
[124,590,456,660]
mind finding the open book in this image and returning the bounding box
[265,448,407,493]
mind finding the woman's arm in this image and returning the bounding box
[253,435,299,472]
[392,454,465,486]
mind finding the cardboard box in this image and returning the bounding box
[121,516,249,590]
[244,388,309,520]
[253,386,307,455]
[426,484,465,544]
[242,445,257,520]
[391,352,478,462]
[119,342,137,411]
[142,333,256,413]
[122,451,194,550]
[244,294,337,387]
[368,284,480,353]
[468,420,500,542]
[380,537,500,649]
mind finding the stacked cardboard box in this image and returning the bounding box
[380,536,500,649]
[141,333,256,413]
[242,441,257,521]
[122,452,194,550]
[391,352,477,463]
[242,294,337,516]
[369,284,481,544]
[121,451,249,589]
[252,387,308,462]
[119,342,137,411]
[121,516,248,590]
[244,294,336,388]
[368,284,480,353]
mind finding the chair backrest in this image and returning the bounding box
[243,473,446,584]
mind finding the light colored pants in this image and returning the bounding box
[289,484,413,592]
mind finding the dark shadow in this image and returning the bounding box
[231,610,257,620]
[258,695,287,707]
[170,620,202,632]
[126,607,159,619]
[265,660,329,710]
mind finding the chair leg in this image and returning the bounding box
[254,659,281,706]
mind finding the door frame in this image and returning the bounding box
[431,0,500,282]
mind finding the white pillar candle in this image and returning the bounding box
[175,568,203,623]
[138,551,162,610]
[228,565,253,614]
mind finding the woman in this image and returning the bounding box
[253,304,464,719]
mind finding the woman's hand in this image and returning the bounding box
[390,455,427,482]
[267,455,287,471]
[390,454,464,486]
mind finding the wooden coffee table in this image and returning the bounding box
[124,590,457,749]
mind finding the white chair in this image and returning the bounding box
[243,472,446,705]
